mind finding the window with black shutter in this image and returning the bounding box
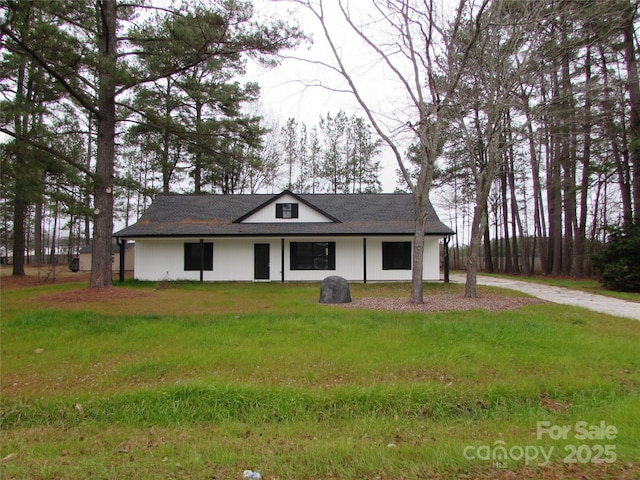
[184,242,213,271]
[382,242,411,270]
[290,242,335,270]
[276,203,299,219]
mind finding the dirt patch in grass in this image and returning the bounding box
[1,271,91,289]
[340,294,546,312]
[35,287,152,305]
[443,462,640,480]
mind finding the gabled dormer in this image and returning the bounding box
[234,190,340,224]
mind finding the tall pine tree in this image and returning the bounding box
[2,0,303,286]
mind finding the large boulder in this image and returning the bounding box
[319,276,352,304]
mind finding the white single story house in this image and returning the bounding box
[113,190,454,283]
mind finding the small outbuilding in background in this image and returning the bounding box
[76,242,135,273]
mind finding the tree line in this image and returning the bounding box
[421,0,640,280]
[2,0,639,296]
[118,109,382,210]
[300,0,639,298]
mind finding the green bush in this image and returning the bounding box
[592,224,640,292]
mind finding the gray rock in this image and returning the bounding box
[319,275,352,304]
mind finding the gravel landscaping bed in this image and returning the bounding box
[338,294,546,313]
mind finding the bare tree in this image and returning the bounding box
[447,0,542,297]
[295,0,488,303]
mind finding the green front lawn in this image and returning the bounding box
[1,280,638,479]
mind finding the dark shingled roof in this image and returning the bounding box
[114,191,454,238]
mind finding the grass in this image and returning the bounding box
[1,278,639,479]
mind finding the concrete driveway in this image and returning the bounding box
[449,274,640,321]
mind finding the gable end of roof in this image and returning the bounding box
[232,189,342,223]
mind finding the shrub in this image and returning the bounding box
[591,224,640,292]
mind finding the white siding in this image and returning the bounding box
[134,238,283,281]
[241,194,333,223]
[133,235,443,282]
[423,237,441,281]
[135,239,188,281]
[364,236,440,282]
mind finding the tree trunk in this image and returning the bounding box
[194,100,204,193]
[162,80,175,193]
[547,112,563,273]
[85,112,93,247]
[494,205,500,272]
[12,196,26,276]
[572,45,592,278]
[524,99,547,274]
[465,204,488,298]
[49,200,58,264]
[511,182,528,275]
[561,146,575,277]
[33,197,43,266]
[409,117,436,304]
[548,163,563,275]
[483,219,494,273]
[500,160,513,273]
[561,48,576,276]
[600,47,633,227]
[410,190,429,304]
[507,135,524,275]
[622,2,640,224]
[11,44,28,276]
[590,170,605,242]
[162,128,172,193]
[90,0,117,288]
[466,154,496,298]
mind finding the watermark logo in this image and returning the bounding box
[463,421,617,469]
[536,420,617,441]
[463,441,553,467]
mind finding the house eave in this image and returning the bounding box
[114,231,454,240]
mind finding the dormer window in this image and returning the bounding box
[276,203,299,219]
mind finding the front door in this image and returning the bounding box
[254,243,270,280]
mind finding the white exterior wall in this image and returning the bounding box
[365,236,440,282]
[133,235,442,282]
[134,238,282,282]
[423,238,441,280]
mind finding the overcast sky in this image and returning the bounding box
[250,1,367,123]
[248,0,412,192]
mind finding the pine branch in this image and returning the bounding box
[0,127,95,179]
[0,23,100,117]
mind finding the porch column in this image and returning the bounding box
[443,236,450,283]
[199,239,204,282]
[362,237,367,284]
[281,238,285,283]
[116,237,126,283]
